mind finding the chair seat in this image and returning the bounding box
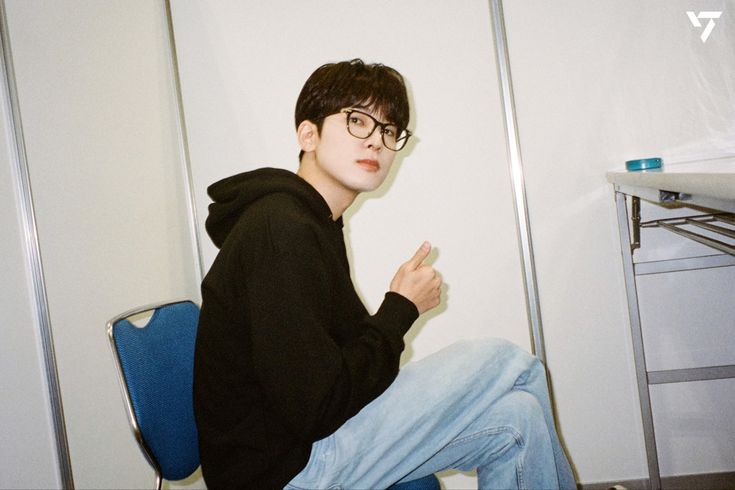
[388,473,441,490]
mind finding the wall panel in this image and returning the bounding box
[504,0,735,483]
[170,1,531,488]
[4,1,200,487]
[0,24,59,487]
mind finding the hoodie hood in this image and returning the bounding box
[205,167,336,248]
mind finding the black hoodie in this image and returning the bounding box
[193,167,419,489]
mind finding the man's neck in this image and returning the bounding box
[297,160,357,221]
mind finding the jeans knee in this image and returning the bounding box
[451,337,516,356]
[512,390,545,425]
[489,390,547,446]
[432,338,544,395]
[458,337,538,369]
[470,390,547,449]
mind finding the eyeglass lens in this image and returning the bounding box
[345,110,408,151]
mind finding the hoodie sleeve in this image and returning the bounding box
[244,217,418,443]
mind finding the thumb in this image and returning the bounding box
[406,241,431,270]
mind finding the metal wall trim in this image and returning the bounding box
[163,0,205,287]
[0,2,74,487]
[489,0,546,362]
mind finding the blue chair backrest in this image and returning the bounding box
[110,300,200,481]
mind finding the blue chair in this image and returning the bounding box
[389,474,441,489]
[107,300,201,489]
[108,299,441,489]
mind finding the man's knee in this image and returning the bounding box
[453,337,537,368]
[491,390,547,442]
[448,336,515,354]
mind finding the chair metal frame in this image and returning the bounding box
[106,299,195,490]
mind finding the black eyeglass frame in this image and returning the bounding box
[339,108,412,151]
[310,108,411,151]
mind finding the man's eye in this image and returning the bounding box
[350,116,365,126]
[383,127,397,137]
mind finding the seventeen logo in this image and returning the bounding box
[687,11,723,43]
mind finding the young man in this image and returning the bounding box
[193,59,575,489]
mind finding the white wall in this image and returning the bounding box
[0,34,60,489]
[5,0,733,488]
[169,2,532,366]
[170,1,531,487]
[4,1,200,488]
[504,0,735,483]
[172,0,735,486]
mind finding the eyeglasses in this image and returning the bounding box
[339,108,412,151]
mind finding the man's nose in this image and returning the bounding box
[365,127,383,150]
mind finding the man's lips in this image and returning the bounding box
[357,159,380,172]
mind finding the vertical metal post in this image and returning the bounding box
[614,191,661,490]
[0,2,74,487]
[163,0,205,287]
[489,0,546,362]
[631,196,641,251]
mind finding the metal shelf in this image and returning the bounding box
[640,213,735,256]
[613,190,735,490]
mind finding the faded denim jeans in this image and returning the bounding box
[286,338,576,490]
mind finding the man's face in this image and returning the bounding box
[312,108,397,195]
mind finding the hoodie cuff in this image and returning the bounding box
[374,292,420,333]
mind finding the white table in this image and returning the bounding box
[607,158,735,489]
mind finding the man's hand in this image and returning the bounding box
[390,242,442,315]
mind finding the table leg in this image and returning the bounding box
[614,191,661,490]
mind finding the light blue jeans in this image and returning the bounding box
[285,338,576,490]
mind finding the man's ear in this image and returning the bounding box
[297,120,319,153]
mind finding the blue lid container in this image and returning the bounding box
[625,157,662,171]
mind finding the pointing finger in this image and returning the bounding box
[406,241,431,270]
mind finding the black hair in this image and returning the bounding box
[295,59,410,160]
